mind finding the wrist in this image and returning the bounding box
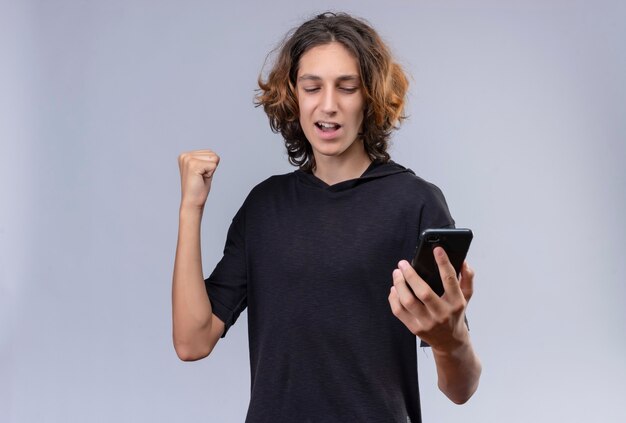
[179,204,205,225]
[431,330,472,359]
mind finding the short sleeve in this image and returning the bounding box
[417,182,455,232]
[204,205,248,338]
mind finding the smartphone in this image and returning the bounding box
[410,228,473,296]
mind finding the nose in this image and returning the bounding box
[320,87,338,115]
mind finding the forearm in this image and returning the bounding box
[172,206,214,359]
[432,334,482,404]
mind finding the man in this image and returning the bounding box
[172,12,481,422]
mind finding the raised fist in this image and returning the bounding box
[177,150,220,209]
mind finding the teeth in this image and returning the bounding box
[318,122,338,129]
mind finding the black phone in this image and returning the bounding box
[411,228,473,296]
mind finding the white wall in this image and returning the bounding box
[2,1,625,422]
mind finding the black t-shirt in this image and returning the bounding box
[205,160,454,423]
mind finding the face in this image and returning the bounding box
[296,42,365,162]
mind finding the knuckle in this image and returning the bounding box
[452,301,466,314]
[444,273,457,285]
[435,315,450,327]
[420,290,435,303]
[414,323,430,336]
[406,321,422,336]
[400,295,417,309]
[388,299,400,315]
[390,306,400,317]
[463,286,473,297]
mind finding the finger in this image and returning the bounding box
[178,151,220,166]
[186,155,218,169]
[459,261,475,303]
[182,159,215,176]
[433,247,463,302]
[392,262,439,319]
[388,286,422,335]
[391,269,424,315]
[192,151,220,162]
[181,149,216,156]
[397,261,444,314]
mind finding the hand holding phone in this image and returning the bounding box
[411,229,473,296]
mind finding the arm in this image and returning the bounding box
[172,150,225,361]
[431,326,481,404]
[388,248,482,404]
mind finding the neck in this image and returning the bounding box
[312,143,372,186]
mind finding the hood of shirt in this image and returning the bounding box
[294,160,414,193]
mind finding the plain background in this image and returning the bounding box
[2,0,625,422]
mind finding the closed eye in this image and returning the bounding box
[300,86,358,94]
[303,87,320,93]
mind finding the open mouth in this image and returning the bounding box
[315,121,341,132]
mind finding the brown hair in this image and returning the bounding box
[255,12,409,172]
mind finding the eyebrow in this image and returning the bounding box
[297,74,361,83]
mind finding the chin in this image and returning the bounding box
[312,144,349,158]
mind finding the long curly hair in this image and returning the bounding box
[255,12,409,172]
